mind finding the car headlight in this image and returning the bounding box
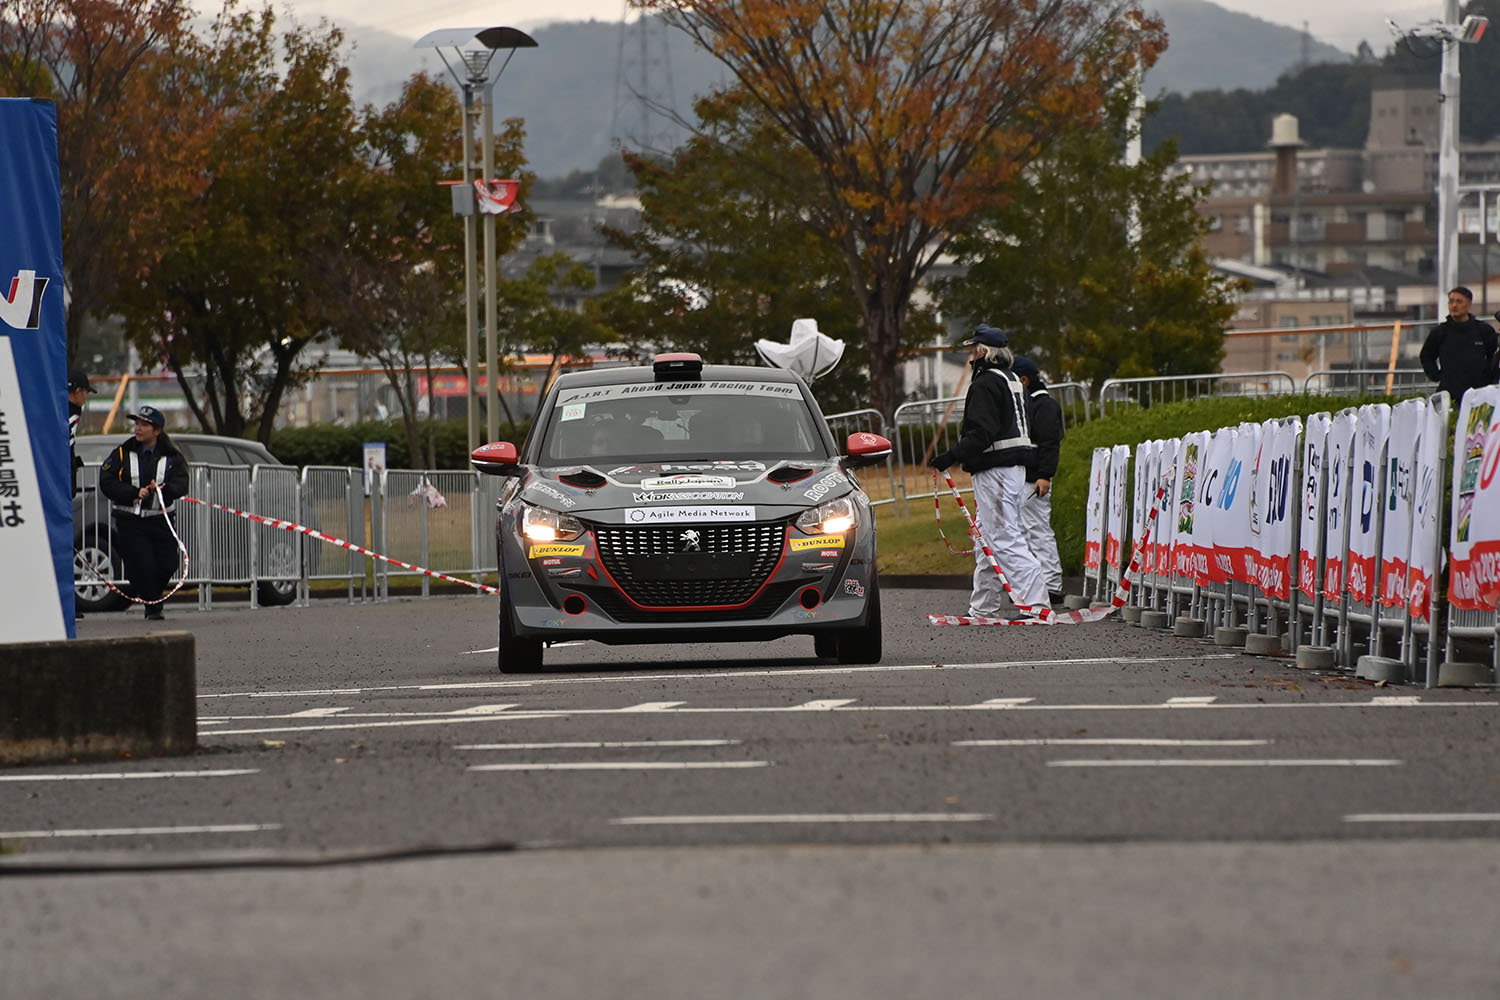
[520,503,585,543]
[796,496,857,535]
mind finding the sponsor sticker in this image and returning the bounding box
[635,491,747,503]
[624,505,756,523]
[843,578,866,598]
[790,535,847,552]
[528,543,586,558]
[527,482,577,508]
[640,475,738,489]
[803,472,845,501]
[560,403,586,422]
[801,562,836,572]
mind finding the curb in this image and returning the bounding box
[1,632,197,766]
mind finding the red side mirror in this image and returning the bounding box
[471,441,520,476]
[845,432,892,468]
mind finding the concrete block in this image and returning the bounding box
[1295,645,1337,670]
[1173,617,1205,638]
[1121,605,1143,623]
[1,633,196,766]
[1355,655,1406,684]
[1213,626,1249,648]
[1063,595,1090,611]
[1140,610,1170,629]
[1437,661,1493,687]
[1244,633,1285,657]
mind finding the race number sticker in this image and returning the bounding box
[623,506,755,523]
[560,403,586,422]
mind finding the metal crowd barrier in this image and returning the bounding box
[823,406,898,509]
[1098,371,1298,415]
[1302,368,1431,397]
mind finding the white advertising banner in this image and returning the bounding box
[1377,398,1423,609]
[1406,397,1446,621]
[1224,422,1261,585]
[1322,409,1358,601]
[1132,441,1151,549]
[0,338,66,642]
[1298,412,1330,602]
[1346,403,1391,606]
[1154,438,1180,578]
[1252,418,1298,601]
[1448,386,1500,611]
[1084,447,1109,573]
[1105,444,1131,574]
[1192,427,1237,586]
[1174,431,1209,581]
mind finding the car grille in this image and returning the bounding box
[593,521,786,609]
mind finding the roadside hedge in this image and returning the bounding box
[268,419,533,470]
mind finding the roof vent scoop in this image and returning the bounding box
[755,318,844,382]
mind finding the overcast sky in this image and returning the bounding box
[291,0,1447,53]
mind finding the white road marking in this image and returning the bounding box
[1165,696,1218,706]
[0,824,281,839]
[287,707,350,717]
[201,705,522,723]
[467,761,769,772]
[610,813,993,826]
[979,697,1035,706]
[791,699,856,710]
[1345,813,1500,823]
[0,769,259,782]
[1048,758,1401,768]
[197,655,1238,699]
[446,704,519,715]
[1369,696,1424,706]
[620,701,687,712]
[455,740,741,750]
[954,738,1270,747]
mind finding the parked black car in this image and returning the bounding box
[73,433,310,611]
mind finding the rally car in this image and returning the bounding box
[470,353,891,673]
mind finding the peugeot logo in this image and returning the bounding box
[680,529,701,552]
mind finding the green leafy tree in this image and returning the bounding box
[499,252,614,412]
[596,87,938,415]
[940,88,1243,395]
[634,0,1165,420]
[115,6,363,441]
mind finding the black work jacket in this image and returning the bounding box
[1024,385,1063,483]
[949,362,1035,474]
[99,436,189,514]
[1420,316,1498,402]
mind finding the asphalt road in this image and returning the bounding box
[4,590,1499,999]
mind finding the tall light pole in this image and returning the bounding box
[416,26,537,450]
[1390,9,1488,318]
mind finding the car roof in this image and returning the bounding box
[551,363,808,391]
[76,432,284,464]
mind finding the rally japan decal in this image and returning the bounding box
[633,474,746,502]
[2,269,50,330]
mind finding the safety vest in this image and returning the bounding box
[980,367,1033,453]
[113,451,174,517]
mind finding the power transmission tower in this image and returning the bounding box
[610,7,680,159]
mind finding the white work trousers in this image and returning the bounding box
[969,464,1047,616]
[1020,485,1063,594]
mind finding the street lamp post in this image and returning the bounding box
[416,26,537,451]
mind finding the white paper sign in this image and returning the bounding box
[0,338,66,642]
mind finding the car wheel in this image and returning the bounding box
[814,634,838,659]
[498,581,544,674]
[835,574,882,665]
[255,538,300,606]
[74,533,129,613]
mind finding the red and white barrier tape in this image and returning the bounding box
[927,471,1167,627]
[75,484,192,607]
[177,496,501,595]
[932,474,976,555]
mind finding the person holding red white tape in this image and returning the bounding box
[99,405,189,620]
[929,325,1048,619]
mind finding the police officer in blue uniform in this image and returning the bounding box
[99,405,188,619]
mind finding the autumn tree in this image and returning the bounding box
[114,7,364,441]
[635,0,1165,419]
[0,0,200,362]
[499,252,615,412]
[939,87,1242,395]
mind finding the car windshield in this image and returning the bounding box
[539,380,829,465]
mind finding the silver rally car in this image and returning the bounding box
[470,353,892,673]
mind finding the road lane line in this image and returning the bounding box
[1345,813,1500,823]
[0,824,281,839]
[197,655,1239,699]
[467,761,769,772]
[620,701,687,712]
[455,740,741,750]
[955,739,1270,747]
[1047,758,1401,768]
[446,704,520,715]
[791,699,856,710]
[610,813,993,826]
[978,698,1035,706]
[1165,697,1218,706]
[0,769,260,782]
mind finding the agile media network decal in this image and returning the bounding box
[2,269,50,330]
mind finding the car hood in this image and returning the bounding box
[517,459,855,517]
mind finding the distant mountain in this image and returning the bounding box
[337,1,1349,180]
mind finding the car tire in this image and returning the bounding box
[814,634,838,659]
[255,538,301,606]
[74,531,129,613]
[498,581,544,674]
[835,574,882,665]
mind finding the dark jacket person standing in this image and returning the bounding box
[66,369,98,496]
[1420,287,1499,403]
[99,405,188,620]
